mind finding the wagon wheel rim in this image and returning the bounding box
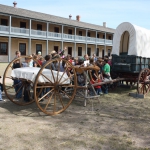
[34,58,77,115]
[137,68,150,95]
[3,56,40,106]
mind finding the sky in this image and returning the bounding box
[0,0,150,30]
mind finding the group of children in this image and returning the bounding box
[0,48,111,101]
[68,55,111,95]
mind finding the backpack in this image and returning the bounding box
[77,73,85,85]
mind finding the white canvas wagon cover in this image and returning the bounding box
[112,22,150,58]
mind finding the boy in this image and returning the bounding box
[90,75,103,95]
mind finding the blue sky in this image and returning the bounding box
[0,0,150,30]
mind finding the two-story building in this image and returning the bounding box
[0,2,115,62]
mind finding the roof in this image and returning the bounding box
[0,4,115,33]
[112,22,150,58]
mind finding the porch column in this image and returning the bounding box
[85,43,87,56]
[46,40,48,54]
[95,31,97,54]
[74,27,76,41]
[96,45,97,56]
[47,22,49,38]
[61,25,64,50]
[28,38,31,55]
[9,16,11,34]
[85,29,88,54]
[104,32,106,56]
[8,36,11,62]
[74,43,76,57]
[29,19,31,36]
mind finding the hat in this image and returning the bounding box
[51,50,57,55]
[38,51,41,55]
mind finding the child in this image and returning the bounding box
[22,57,28,67]
[90,75,103,95]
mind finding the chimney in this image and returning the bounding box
[76,15,80,21]
[103,22,106,28]
[13,1,17,7]
[69,14,72,19]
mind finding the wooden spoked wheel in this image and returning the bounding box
[3,56,41,105]
[137,68,150,95]
[33,58,77,115]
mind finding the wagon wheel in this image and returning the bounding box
[3,56,41,106]
[137,68,150,95]
[33,58,77,115]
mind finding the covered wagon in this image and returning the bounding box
[111,22,150,94]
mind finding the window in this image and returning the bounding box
[87,32,90,37]
[37,24,42,30]
[0,42,8,55]
[68,47,72,56]
[102,49,104,58]
[96,48,99,56]
[97,34,99,38]
[78,47,82,56]
[1,19,8,26]
[20,22,26,28]
[54,27,59,33]
[19,43,26,55]
[87,48,91,56]
[54,46,59,53]
[103,34,105,39]
[108,36,111,40]
[36,44,42,55]
[108,49,111,57]
[68,29,72,35]
[79,31,82,36]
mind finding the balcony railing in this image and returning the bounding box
[105,39,113,45]
[75,35,86,41]
[48,32,62,39]
[0,25,9,33]
[31,29,46,37]
[11,27,29,34]
[87,37,96,43]
[97,38,105,44]
[0,25,113,45]
[63,34,75,40]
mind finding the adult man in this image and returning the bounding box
[102,59,112,94]
[103,59,111,79]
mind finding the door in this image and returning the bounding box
[87,48,91,57]
[54,46,59,53]
[20,22,26,33]
[68,47,72,56]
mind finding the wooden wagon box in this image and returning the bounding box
[112,54,150,73]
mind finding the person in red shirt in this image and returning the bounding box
[90,75,103,95]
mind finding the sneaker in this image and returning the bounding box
[99,92,103,95]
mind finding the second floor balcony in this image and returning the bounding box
[0,25,113,45]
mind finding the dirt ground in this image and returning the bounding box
[0,63,150,150]
[0,86,150,150]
